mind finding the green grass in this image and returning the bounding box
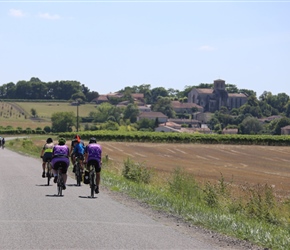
[6,137,290,250]
[14,102,97,119]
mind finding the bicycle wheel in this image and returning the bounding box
[47,162,51,186]
[75,162,81,186]
[57,171,63,196]
[90,167,95,198]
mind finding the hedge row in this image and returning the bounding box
[0,129,46,135]
[58,131,290,146]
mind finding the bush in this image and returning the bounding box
[44,126,51,133]
[122,157,153,184]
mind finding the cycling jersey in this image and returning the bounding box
[43,142,54,153]
[85,143,102,162]
[73,142,85,155]
[51,144,70,170]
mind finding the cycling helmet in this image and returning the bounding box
[46,138,53,143]
[89,137,97,144]
[58,137,66,145]
[74,134,81,143]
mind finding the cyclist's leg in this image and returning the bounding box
[42,155,47,177]
[94,160,101,193]
[51,159,60,183]
[61,159,70,188]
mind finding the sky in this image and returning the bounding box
[1,0,290,98]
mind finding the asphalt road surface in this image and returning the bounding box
[0,148,259,250]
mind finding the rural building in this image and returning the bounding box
[168,118,200,127]
[187,79,248,112]
[281,125,290,135]
[171,101,203,113]
[138,106,151,112]
[258,115,283,123]
[137,112,168,123]
[155,126,180,132]
[222,128,238,134]
[194,112,213,123]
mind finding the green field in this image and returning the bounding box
[14,102,97,119]
[0,101,97,130]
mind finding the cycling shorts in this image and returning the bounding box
[51,157,69,174]
[42,152,53,163]
[75,153,84,161]
[87,159,101,173]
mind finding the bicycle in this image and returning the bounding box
[56,167,64,196]
[87,163,96,198]
[46,159,52,186]
[74,156,82,186]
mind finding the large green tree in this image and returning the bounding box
[152,97,175,118]
[51,111,75,132]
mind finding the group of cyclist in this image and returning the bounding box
[40,135,102,193]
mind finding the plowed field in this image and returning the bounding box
[101,142,290,196]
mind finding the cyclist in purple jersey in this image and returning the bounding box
[51,137,70,190]
[84,137,102,194]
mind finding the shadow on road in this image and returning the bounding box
[36,184,52,187]
[78,195,97,199]
[46,194,64,197]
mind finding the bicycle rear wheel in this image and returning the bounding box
[47,162,51,186]
[57,171,63,196]
[75,162,81,186]
[89,167,95,198]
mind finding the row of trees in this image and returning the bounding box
[0,77,99,101]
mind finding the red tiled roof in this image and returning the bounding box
[171,101,202,109]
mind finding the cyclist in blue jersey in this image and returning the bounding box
[73,135,85,172]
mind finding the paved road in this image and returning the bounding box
[0,148,243,250]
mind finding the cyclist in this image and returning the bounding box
[72,135,85,172]
[51,137,70,190]
[84,137,102,194]
[70,135,85,171]
[40,138,54,178]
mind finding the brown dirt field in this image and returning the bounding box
[100,142,290,197]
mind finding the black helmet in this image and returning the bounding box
[89,137,96,144]
[46,138,53,143]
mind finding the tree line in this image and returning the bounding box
[0,77,99,101]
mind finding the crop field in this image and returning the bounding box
[0,102,98,130]
[14,102,97,119]
[100,142,290,197]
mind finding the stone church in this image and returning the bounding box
[187,79,248,112]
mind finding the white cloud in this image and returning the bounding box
[38,12,60,20]
[9,9,26,18]
[199,45,215,51]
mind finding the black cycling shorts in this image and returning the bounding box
[87,160,101,173]
[53,161,68,174]
[42,152,53,163]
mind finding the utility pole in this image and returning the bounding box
[76,101,79,132]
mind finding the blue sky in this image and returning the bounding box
[1,1,290,98]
